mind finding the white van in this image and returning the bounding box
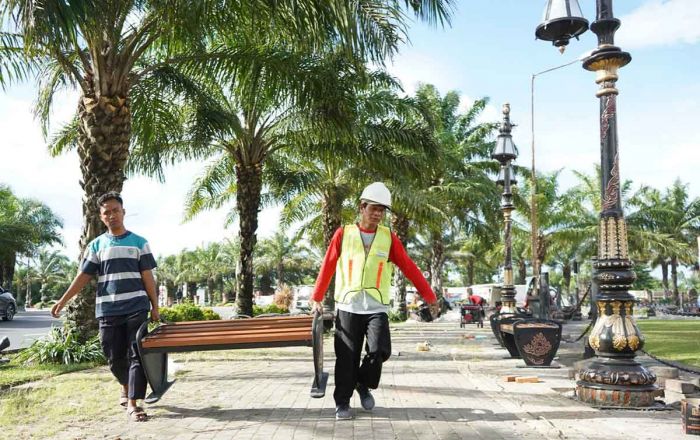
[292,285,314,311]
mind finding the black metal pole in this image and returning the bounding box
[497,105,517,313]
[575,0,657,407]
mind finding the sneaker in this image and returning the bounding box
[335,404,353,420]
[356,383,375,410]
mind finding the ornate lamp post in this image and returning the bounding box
[492,104,518,314]
[535,0,657,407]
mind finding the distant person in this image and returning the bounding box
[311,182,437,420]
[468,294,486,319]
[469,293,485,307]
[51,192,159,422]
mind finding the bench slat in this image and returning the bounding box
[141,330,311,349]
[154,320,311,335]
[164,316,312,327]
[145,326,311,340]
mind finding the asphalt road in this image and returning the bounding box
[0,309,62,350]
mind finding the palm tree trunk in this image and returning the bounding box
[165,280,176,306]
[671,256,679,307]
[276,263,284,287]
[391,214,410,320]
[661,261,670,298]
[517,259,526,285]
[1,255,16,292]
[320,188,343,312]
[562,263,572,296]
[207,278,215,305]
[66,89,130,340]
[235,162,263,317]
[187,282,197,301]
[467,259,475,286]
[430,231,445,299]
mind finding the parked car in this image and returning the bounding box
[292,285,314,312]
[0,287,17,321]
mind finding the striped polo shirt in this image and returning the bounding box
[80,231,157,318]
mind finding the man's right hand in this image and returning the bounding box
[50,300,65,318]
[311,301,324,315]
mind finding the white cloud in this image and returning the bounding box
[618,0,700,49]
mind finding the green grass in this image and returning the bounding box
[0,367,120,438]
[0,355,101,389]
[637,319,700,368]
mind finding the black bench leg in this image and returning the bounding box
[136,321,175,403]
[310,311,328,398]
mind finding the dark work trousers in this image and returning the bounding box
[98,311,149,400]
[333,310,391,406]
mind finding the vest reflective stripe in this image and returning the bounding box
[376,262,384,289]
[335,225,393,305]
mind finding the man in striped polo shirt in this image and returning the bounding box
[52,192,159,422]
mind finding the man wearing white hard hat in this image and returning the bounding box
[311,182,437,420]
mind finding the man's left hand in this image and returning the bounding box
[150,309,160,322]
[429,302,439,318]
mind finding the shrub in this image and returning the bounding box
[159,302,222,322]
[159,307,180,322]
[252,303,289,316]
[202,308,221,320]
[17,326,105,365]
[388,310,406,323]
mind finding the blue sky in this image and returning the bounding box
[0,0,698,260]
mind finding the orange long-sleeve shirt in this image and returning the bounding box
[311,225,437,304]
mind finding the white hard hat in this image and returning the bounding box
[360,182,391,209]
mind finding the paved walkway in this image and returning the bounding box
[55,316,693,439]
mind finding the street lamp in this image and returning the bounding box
[492,103,518,314]
[535,0,657,407]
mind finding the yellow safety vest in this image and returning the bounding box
[335,224,394,305]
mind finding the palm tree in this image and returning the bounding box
[254,230,309,288]
[31,250,70,302]
[406,84,500,297]
[181,54,445,316]
[2,0,454,334]
[0,186,63,297]
[192,242,228,304]
[262,77,437,312]
[629,180,700,306]
[155,255,179,306]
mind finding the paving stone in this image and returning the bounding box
[665,378,698,394]
[32,319,696,439]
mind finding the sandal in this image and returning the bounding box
[120,389,128,407]
[127,406,148,422]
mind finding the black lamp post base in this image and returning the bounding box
[576,356,658,407]
[576,383,658,407]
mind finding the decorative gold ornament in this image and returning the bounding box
[611,301,622,316]
[613,335,627,351]
[618,218,629,259]
[522,333,552,357]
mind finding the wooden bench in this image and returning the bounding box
[136,313,327,403]
[500,318,562,366]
